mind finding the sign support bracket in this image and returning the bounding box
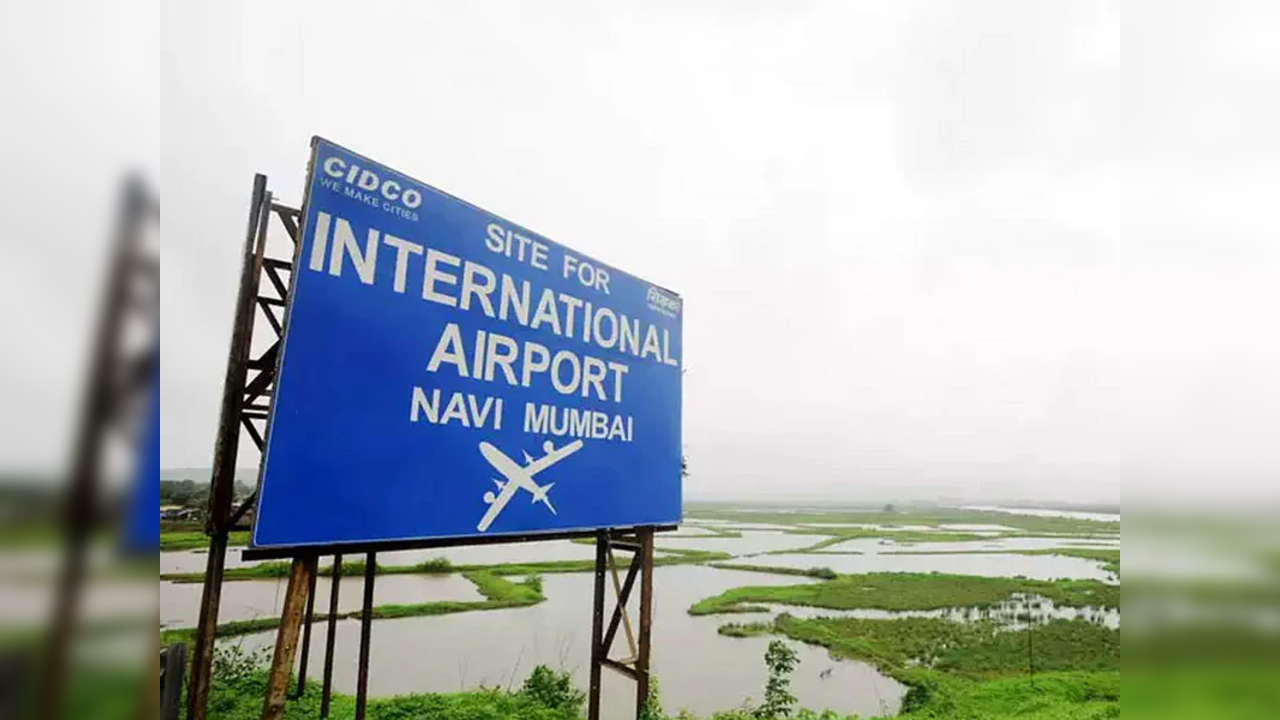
[187,176,299,720]
[588,528,656,720]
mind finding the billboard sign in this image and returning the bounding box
[251,138,683,549]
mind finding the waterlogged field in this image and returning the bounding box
[160,503,1123,718]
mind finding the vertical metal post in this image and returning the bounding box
[294,556,319,698]
[355,552,377,720]
[635,529,655,719]
[188,175,270,720]
[320,554,343,719]
[588,532,608,720]
[260,556,316,720]
[40,177,151,720]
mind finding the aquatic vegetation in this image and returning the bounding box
[883,548,1120,575]
[159,530,249,550]
[688,573,1118,615]
[717,621,776,637]
[709,562,838,579]
[160,573,546,646]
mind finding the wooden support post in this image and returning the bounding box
[355,552,377,720]
[260,557,315,720]
[188,174,270,720]
[587,531,608,720]
[320,554,343,719]
[293,556,319,698]
[635,529,655,719]
[160,642,186,720]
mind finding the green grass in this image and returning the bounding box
[717,621,775,637]
[204,671,581,720]
[780,528,991,549]
[708,562,838,579]
[675,524,744,538]
[774,614,1118,678]
[161,573,545,647]
[159,530,250,550]
[688,572,1118,615]
[883,548,1120,575]
[936,619,1119,678]
[896,670,1120,719]
[161,616,286,646]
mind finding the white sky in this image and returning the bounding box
[3,1,1278,504]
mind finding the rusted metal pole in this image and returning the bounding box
[260,557,315,720]
[39,177,153,720]
[588,532,608,720]
[635,529,655,719]
[188,175,270,720]
[294,556,320,698]
[355,552,377,720]
[319,554,343,719]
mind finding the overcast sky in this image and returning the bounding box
[7,1,1278,505]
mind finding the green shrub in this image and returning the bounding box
[520,665,585,717]
[417,556,454,573]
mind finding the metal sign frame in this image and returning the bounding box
[186,174,668,720]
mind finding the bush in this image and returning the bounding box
[525,573,544,594]
[757,640,799,719]
[520,665,585,717]
[211,643,271,686]
[418,557,454,573]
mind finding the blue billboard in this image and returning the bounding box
[251,138,682,549]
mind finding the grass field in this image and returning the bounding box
[160,504,1129,718]
[159,530,249,550]
[160,573,546,647]
[688,572,1118,615]
[707,562,838,579]
[882,548,1120,575]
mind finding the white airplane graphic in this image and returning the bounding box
[477,439,584,532]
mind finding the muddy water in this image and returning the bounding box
[161,538,599,575]
[161,531,812,577]
[962,506,1120,523]
[160,573,481,628]
[212,566,906,718]
[161,529,1125,714]
[655,530,816,555]
[819,536,1118,554]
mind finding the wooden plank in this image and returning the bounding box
[259,557,314,720]
[294,556,320,698]
[160,642,186,720]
